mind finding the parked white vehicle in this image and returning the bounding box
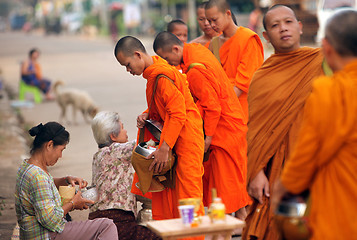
[316,0,357,42]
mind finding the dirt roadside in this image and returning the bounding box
[0,87,29,239]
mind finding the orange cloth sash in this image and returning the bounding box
[219,26,264,117]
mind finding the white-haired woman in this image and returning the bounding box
[89,111,160,240]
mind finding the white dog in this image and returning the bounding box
[53,81,98,124]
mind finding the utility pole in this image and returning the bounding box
[188,0,197,39]
[99,0,108,33]
[161,0,168,17]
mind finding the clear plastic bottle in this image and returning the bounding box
[208,189,226,223]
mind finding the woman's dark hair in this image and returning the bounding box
[29,122,70,154]
[29,48,39,58]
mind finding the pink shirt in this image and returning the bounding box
[90,140,137,216]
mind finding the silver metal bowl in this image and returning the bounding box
[81,186,98,203]
[145,119,162,141]
[134,142,157,157]
[276,201,307,217]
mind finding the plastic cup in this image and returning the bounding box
[178,205,195,227]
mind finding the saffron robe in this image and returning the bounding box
[218,26,264,117]
[181,43,249,213]
[243,47,324,240]
[143,56,205,221]
[281,60,357,240]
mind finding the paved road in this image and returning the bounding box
[1,31,158,177]
[0,31,243,239]
[0,31,156,222]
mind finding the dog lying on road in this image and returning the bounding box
[53,81,98,124]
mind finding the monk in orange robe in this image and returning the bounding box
[190,2,219,47]
[243,5,325,240]
[154,31,249,219]
[272,10,357,240]
[167,19,188,43]
[114,36,204,225]
[168,19,187,72]
[205,0,264,117]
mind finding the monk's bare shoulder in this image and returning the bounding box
[190,36,207,45]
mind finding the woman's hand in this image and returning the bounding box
[148,142,170,174]
[71,191,95,210]
[137,113,148,128]
[66,176,88,189]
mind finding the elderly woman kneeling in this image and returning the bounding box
[15,122,118,240]
[89,111,160,240]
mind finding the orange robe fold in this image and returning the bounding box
[243,47,324,240]
[181,43,249,213]
[142,56,205,223]
[281,60,357,240]
[219,26,264,117]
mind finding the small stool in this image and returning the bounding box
[18,80,42,103]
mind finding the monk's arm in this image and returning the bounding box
[155,77,186,149]
[187,69,221,137]
[233,36,264,94]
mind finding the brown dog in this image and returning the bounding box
[53,81,98,124]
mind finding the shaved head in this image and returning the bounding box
[198,1,208,9]
[263,5,298,30]
[167,19,187,33]
[153,31,183,53]
[325,9,357,57]
[114,36,146,58]
[205,0,231,13]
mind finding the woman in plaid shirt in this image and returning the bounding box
[15,122,118,240]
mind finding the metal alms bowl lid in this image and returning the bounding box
[275,192,309,218]
[144,119,162,141]
[134,142,157,157]
[275,201,307,217]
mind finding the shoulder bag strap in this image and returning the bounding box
[211,36,221,64]
[140,74,174,142]
[187,62,206,73]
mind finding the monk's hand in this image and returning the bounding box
[204,136,212,153]
[271,179,288,214]
[148,142,170,174]
[247,169,270,204]
[137,113,149,128]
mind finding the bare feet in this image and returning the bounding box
[235,206,247,220]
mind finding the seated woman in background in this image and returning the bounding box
[15,121,118,240]
[21,48,54,100]
[89,111,160,240]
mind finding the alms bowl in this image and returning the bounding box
[276,201,307,217]
[145,119,162,141]
[134,142,157,157]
